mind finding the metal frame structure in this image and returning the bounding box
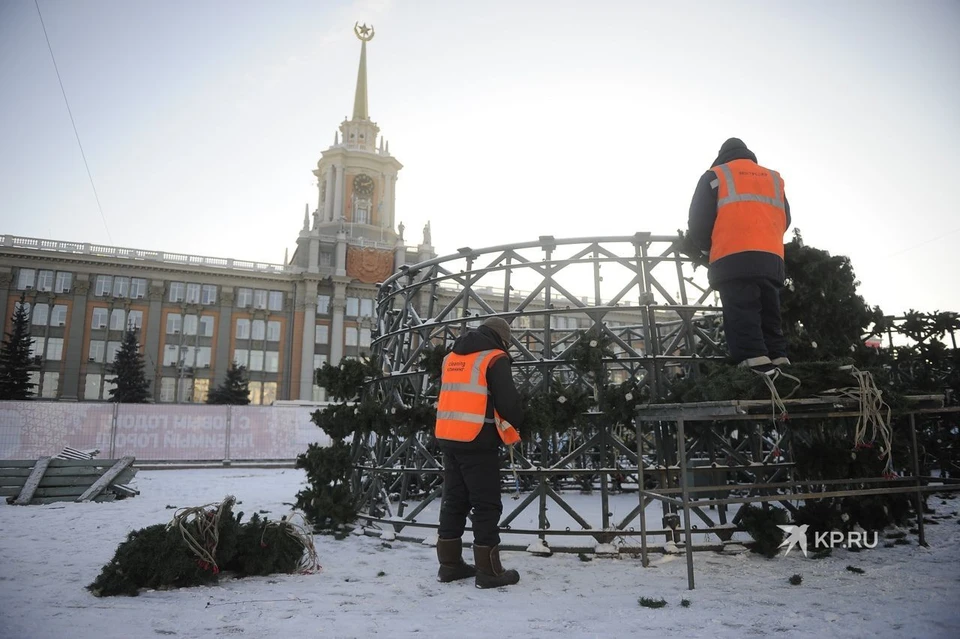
[347,235,959,579]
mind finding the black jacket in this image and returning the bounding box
[437,325,525,450]
[687,139,791,286]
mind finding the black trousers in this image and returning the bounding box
[438,447,503,547]
[715,277,788,364]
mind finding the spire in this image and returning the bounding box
[351,23,375,121]
[284,247,289,264]
[303,205,310,230]
[334,131,339,145]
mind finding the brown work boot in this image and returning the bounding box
[473,545,520,589]
[436,537,476,583]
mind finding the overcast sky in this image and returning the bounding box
[1,0,958,314]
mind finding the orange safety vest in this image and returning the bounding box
[435,349,521,445]
[710,159,788,264]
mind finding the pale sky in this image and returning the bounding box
[1,0,958,315]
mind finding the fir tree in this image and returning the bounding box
[206,363,251,405]
[0,293,36,400]
[108,327,151,403]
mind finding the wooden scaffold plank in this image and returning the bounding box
[76,457,136,503]
[12,457,52,506]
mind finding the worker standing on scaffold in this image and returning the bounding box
[686,138,792,375]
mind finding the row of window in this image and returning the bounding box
[94,276,149,299]
[30,337,64,361]
[236,319,281,341]
[234,349,280,373]
[20,302,68,327]
[167,314,215,337]
[315,296,375,317]
[163,345,213,368]
[17,270,73,293]
[237,288,283,310]
[93,308,143,331]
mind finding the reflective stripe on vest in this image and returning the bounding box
[435,349,518,444]
[710,160,788,264]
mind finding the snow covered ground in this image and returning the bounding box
[1,468,958,639]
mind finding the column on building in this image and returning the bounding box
[333,165,344,224]
[384,174,395,230]
[213,287,235,388]
[299,279,318,400]
[324,165,335,222]
[60,277,90,400]
[329,278,350,366]
[145,281,166,398]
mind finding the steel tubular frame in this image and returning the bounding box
[636,399,960,590]
[357,235,721,540]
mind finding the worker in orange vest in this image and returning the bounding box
[686,138,791,374]
[434,316,523,588]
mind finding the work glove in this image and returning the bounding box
[677,230,709,268]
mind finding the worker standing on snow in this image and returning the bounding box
[686,137,792,374]
[434,317,523,588]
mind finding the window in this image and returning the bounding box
[55,272,72,293]
[346,327,358,346]
[346,297,359,317]
[315,324,329,344]
[360,298,374,318]
[195,346,212,368]
[84,374,102,400]
[30,337,44,359]
[163,345,180,366]
[359,327,371,348]
[261,381,277,405]
[110,309,126,331]
[235,319,250,340]
[183,315,198,336]
[166,313,182,334]
[237,288,253,308]
[89,341,106,363]
[106,341,122,363]
[249,350,264,371]
[251,320,265,340]
[92,307,108,329]
[169,282,185,302]
[46,338,64,360]
[234,349,248,367]
[186,283,201,304]
[248,381,262,405]
[128,310,143,329]
[95,275,112,296]
[356,205,369,225]
[104,377,117,398]
[112,276,130,298]
[265,351,279,373]
[37,270,54,292]
[201,285,217,305]
[312,354,328,402]
[17,268,36,290]
[181,347,196,367]
[31,303,49,327]
[193,378,210,403]
[317,295,331,314]
[178,379,194,403]
[50,304,67,326]
[268,291,283,311]
[41,372,59,398]
[130,278,147,299]
[199,316,215,337]
[253,289,267,310]
[266,321,281,341]
[160,378,176,403]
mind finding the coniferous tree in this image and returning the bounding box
[206,363,251,405]
[108,327,151,403]
[0,293,36,400]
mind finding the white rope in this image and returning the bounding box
[833,366,894,474]
[169,495,236,573]
[262,512,322,573]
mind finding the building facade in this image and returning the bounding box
[0,25,434,404]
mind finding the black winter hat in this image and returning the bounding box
[481,317,512,348]
[712,137,757,167]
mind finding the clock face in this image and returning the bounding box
[353,174,374,197]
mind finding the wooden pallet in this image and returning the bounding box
[1,457,139,505]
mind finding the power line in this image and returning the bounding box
[885,225,960,259]
[34,0,113,244]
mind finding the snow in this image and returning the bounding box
[1,468,959,639]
